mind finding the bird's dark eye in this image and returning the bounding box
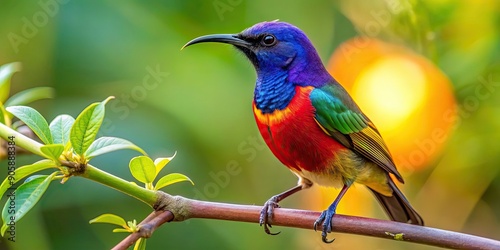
[261,35,277,46]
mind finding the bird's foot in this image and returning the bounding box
[259,196,281,235]
[313,209,336,243]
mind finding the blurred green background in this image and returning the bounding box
[0,0,499,249]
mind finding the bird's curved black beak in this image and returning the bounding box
[182,34,251,49]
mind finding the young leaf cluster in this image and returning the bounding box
[0,62,148,236]
[0,96,148,235]
[0,62,194,250]
[90,214,146,250]
[129,153,193,190]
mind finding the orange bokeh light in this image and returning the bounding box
[327,37,457,171]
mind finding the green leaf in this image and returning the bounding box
[154,152,176,175]
[129,156,156,184]
[70,97,114,155]
[85,137,146,159]
[1,172,56,236]
[40,144,65,161]
[0,62,21,103]
[112,228,130,233]
[6,106,53,144]
[155,173,194,190]
[134,238,147,250]
[0,160,56,199]
[49,114,75,145]
[23,175,45,184]
[0,102,5,124]
[127,219,138,231]
[5,87,55,107]
[89,213,127,228]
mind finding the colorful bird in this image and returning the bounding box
[183,21,424,243]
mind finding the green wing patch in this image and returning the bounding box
[310,89,368,134]
[310,87,403,182]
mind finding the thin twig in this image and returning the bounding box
[112,211,174,250]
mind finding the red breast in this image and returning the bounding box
[253,86,345,173]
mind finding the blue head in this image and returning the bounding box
[184,21,333,113]
[184,21,332,87]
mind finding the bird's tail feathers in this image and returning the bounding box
[368,178,424,226]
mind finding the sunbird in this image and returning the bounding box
[183,21,424,243]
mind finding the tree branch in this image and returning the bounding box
[81,164,158,207]
[0,122,45,158]
[113,195,500,250]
